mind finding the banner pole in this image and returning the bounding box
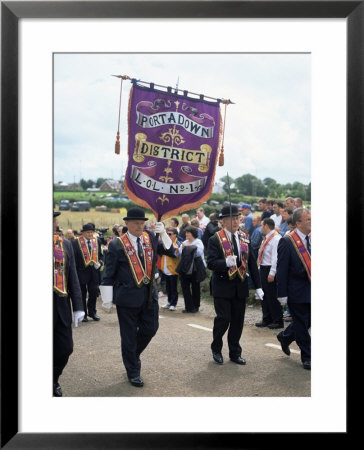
[112,74,234,104]
[227,172,234,255]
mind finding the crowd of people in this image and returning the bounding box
[53,196,311,393]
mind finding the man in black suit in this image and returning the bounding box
[53,212,84,396]
[72,223,104,322]
[101,207,173,387]
[207,205,264,365]
[276,208,311,370]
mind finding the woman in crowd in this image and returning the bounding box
[279,207,293,236]
[177,226,206,313]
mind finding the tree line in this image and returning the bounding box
[220,174,310,201]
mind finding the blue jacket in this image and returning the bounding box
[276,235,311,303]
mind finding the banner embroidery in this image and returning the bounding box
[124,82,222,220]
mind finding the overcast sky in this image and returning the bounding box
[54,53,310,186]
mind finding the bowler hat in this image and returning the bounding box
[123,207,148,221]
[53,211,61,217]
[219,205,241,219]
[81,223,95,232]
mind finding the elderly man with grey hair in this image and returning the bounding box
[276,207,311,370]
[178,213,191,241]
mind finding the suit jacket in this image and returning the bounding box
[202,221,221,248]
[101,231,165,308]
[207,233,261,299]
[276,235,311,303]
[54,238,83,327]
[71,236,104,285]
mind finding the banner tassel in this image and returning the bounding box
[114,75,130,154]
[219,145,224,166]
[219,100,230,166]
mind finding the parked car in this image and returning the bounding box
[59,199,71,210]
[71,201,91,211]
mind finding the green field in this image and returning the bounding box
[55,209,182,235]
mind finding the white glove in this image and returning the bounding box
[74,311,85,327]
[99,285,114,312]
[155,222,165,234]
[101,302,113,313]
[278,297,288,305]
[226,255,237,267]
[155,222,172,249]
[94,262,101,270]
[255,288,264,301]
[99,285,113,303]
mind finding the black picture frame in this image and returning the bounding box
[1,1,358,448]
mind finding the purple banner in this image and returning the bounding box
[124,82,222,220]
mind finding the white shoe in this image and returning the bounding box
[161,302,171,309]
[169,305,176,311]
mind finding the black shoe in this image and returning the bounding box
[277,335,290,356]
[212,352,223,364]
[82,316,88,322]
[267,322,284,329]
[53,382,63,397]
[303,361,311,370]
[128,376,144,387]
[88,313,100,321]
[255,321,269,327]
[230,356,246,365]
[182,309,197,313]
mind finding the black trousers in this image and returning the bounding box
[165,274,179,306]
[116,292,159,378]
[277,302,311,363]
[80,279,99,316]
[211,295,246,359]
[53,312,73,384]
[180,273,200,311]
[259,265,283,324]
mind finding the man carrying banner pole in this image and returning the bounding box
[207,205,264,365]
[100,207,173,387]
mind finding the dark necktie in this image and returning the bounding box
[87,240,92,254]
[137,237,145,269]
[305,235,311,255]
[232,234,240,266]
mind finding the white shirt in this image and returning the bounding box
[260,230,281,276]
[198,215,210,230]
[127,231,143,252]
[295,228,310,250]
[270,214,282,227]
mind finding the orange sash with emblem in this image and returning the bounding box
[257,231,278,267]
[288,230,311,281]
[53,235,67,296]
[118,232,154,287]
[216,229,249,281]
[78,235,99,267]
